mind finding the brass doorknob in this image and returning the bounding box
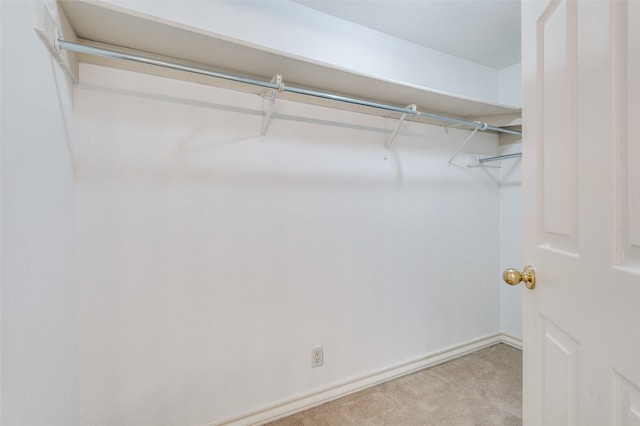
[503,265,536,289]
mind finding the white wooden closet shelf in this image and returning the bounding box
[43,0,522,138]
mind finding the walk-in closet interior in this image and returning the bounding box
[1,1,523,425]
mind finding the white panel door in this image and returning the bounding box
[522,0,640,425]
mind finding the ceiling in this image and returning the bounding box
[293,0,521,70]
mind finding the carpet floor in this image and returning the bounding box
[265,343,522,426]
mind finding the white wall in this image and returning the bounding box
[105,0,502,105]
[0,3,520,424]
[498,62,523,336]
[74,63,502,425]
[498,143,523,338]
[499,62,522,107]
[0,2,77,425]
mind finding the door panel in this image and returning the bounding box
[614,371,640,426]
[615,0,640,269]
[540,0,578,250]
[522,0,640,425]
[540,317,579,426]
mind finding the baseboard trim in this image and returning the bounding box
[211,332,519,426]
[500,332,523,350]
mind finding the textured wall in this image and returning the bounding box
[1,2,77,425]
[74,63,502,425]
[499,143,523,338]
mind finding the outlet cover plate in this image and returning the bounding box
[311,346,323,368]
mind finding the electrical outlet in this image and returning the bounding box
[311,346,323,368]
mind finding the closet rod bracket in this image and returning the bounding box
[260,74,283,135]
[384,104,417,160]
[444,123,464,134]
[447,121,487,167]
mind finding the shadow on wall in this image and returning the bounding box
[76,81,500,189]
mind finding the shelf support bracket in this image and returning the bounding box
[261,74,284,135]
[447,122,487,167]
[34,3,78,81]
[444,123,464,134]
[384,104,417,160]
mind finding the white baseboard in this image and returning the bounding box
[210,332,521,426]
[500,332,523,350]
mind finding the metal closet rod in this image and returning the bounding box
[479,152,522,163]
[58,39,522,136]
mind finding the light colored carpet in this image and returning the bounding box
[266,343,522,426]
